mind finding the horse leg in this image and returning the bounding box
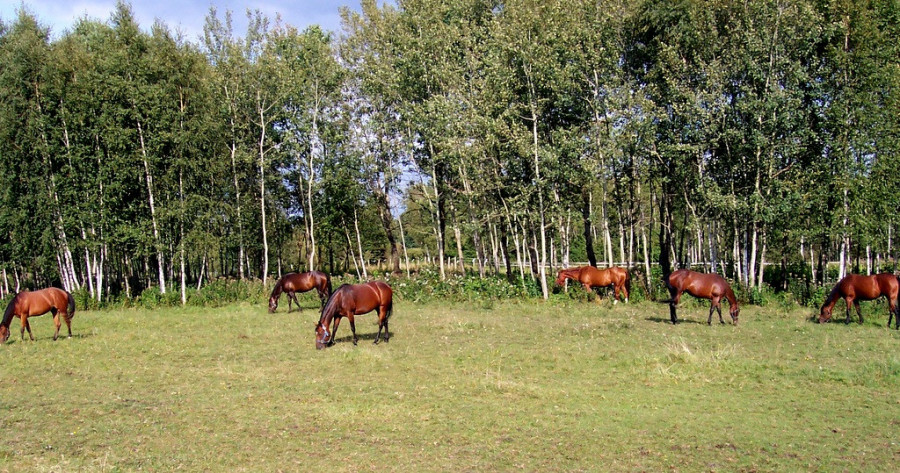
[710,296,725,324]
[375,306,390,344]
[290,292,302,312]
[347,315,358,346]
[613,285,620,305]
[670,291,682,324]
[64,312,73,338]
[582,283,595,301]
[53,312,62,341]
[844,298,854,324]
[854,300,863,324]
[23,317,34,341]
[329,317,342,347]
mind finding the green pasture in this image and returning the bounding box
[2,295,899,471]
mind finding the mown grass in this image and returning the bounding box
[1,293,899,472]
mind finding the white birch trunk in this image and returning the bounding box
[137,120,166,293]
[354,208,367,278]
[257,96,270,283]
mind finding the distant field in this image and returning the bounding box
[2,295,899,471]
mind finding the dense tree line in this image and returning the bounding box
[1,0,898,303]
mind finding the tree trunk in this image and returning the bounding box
[136,120,166,293]
[354,208,368,278]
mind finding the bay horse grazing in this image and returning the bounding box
[1,287,75,343]
[268,271,332,313]
[315,281,393,350]
[555,266,631,303]
[665,269,739,325]
[818,273,899,328]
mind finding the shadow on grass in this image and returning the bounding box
[643,316,711,325]
[330,331,392,345]
[2,332,93,344]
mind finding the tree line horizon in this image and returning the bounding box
[0,0,898,303]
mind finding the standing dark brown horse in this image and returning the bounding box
[1,287,75,343]
[315,281,393,349]
[555,266,631,303]
[268,271,332,313]
[818,273,899,328]
[665,269,739,325]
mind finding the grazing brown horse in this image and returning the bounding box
[665,269,739,325]
[268,271,332,313]
[315,281,393,349]
[555,266,631,303]
[1,287,75,343]
[818,273,899,328]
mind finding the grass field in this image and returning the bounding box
[2,294,900,472]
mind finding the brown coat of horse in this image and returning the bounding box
[1,287,75,343]
[665,269,739,325]
[818,273,899,328]
[268,271,332,313]
[555,266,631,303]
[315,281,393,349]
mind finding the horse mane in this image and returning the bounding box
[820,283,842,311]
[2,294,16,329]
[724,285,738,308]
[319,284,349,326]
[269,278,283,299]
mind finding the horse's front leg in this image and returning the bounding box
[613,285,620,305]
[329,317,342,346]
[22,317,34,341]
[348,315,358,345]
[844,298,854,324]
[708,296,724,324]
[289,292,302,312]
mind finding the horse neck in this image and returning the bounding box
[2,296,16,328]
[821,285,842,311]
[724,286,738,307]
[270,281,283,299]
[319,289,342,327]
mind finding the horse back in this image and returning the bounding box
[17,288,70,316]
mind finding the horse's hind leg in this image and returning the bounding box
[53,313,62,341]
[854,300,864,324]
[374,307,389,344]
[670,291,682,324]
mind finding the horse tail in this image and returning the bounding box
[624,270,632,298]
[325,276,333,299]
[67,291,76,319]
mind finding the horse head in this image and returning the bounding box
[730,305,740,325]
[818,304,833,324]
[0,325,8,344]
[268,296,278,313]
[315,322,331,350]
[555,270,571,287]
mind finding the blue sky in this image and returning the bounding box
[0,1,358,41]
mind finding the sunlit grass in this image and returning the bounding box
[1,295,899,471]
